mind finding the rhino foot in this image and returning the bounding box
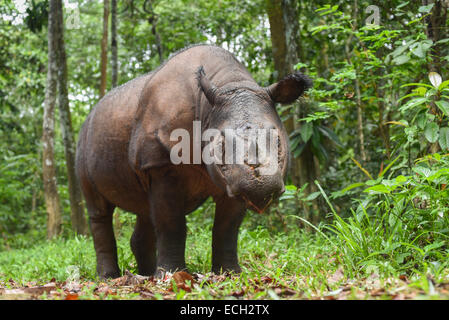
[211,264,242,275]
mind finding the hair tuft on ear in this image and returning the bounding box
[267,72,313,105]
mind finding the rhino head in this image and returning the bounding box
[196,67,312,213]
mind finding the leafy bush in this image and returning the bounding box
[321,152,449,277]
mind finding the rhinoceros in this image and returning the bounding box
[76,44,312,278]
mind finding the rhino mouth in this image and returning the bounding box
[241,194,274,214]
[208,160,283,214]
[225,184,272,214]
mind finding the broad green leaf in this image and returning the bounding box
[438,80,449,91]
[395,175,408,183]
[399,97,428,112]
[411,40,432,58]
[424,122,439,143]
[424,241,445,253]
[293,143,306,158]
[397,92,425,103]
[416,113,427,129]
[435,100,449,115]
[438,127,449,151]
[317,126,343,147]
[366,178,382,186]
[300,122,314,143]
[279,185,297,201]
[279,194,295,201]
[405,125,418,142]
[419,3,434,13]
[401,83,435,89]
[391,45,408,58]
[364,184,391,194]
[415,86,427,96]
[396,1,409,9]
[392,54,410,65]
[290,135,302,151]
[304,191,321,201]
[389,212,398,227]
[428,168,449,182]
[413,166,432,178]
[341,182,366,192]
[436,38,449,45]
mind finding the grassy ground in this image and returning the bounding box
[1,204,449,300]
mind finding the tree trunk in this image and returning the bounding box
[373,48,391,159]
[111,0,118,88]
[145,0,163,63]
[43,0,62,239]
[345,0,367,162]
[423,0,448,154]
[355,72,367,162]
[54,0,88,236]
[266,0,320,225]
[423,0,448,74]
[265,0,300,184]
[100,0,110,98]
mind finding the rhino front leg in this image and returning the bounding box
[212,196,246,274]
[149,170,187,277]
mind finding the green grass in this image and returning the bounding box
[1,204,449,300]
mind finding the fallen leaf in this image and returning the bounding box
[171,271,195,292]
[399,274,408,282]
[370,288,385,296]
[281,288,298,297]
[111,270,150,286]
[65,293,79,300]
[231,289,245,297]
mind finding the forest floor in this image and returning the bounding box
[1,211,449,300]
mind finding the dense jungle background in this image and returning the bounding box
[1,0,449,300]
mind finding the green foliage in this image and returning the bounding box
[1,0,449,298]
[323,153,449,276]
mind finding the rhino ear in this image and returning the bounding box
[196,66,221,106]
[266,72,313,105]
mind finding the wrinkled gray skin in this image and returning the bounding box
[76,45,312,278]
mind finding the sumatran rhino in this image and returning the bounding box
[76,44,312,278]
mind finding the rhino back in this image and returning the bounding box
[128,45,254,171]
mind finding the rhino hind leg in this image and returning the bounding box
[85,196,120,279]
[148,169,188,277]
[211,196,246,274]
[131,215,157,276]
